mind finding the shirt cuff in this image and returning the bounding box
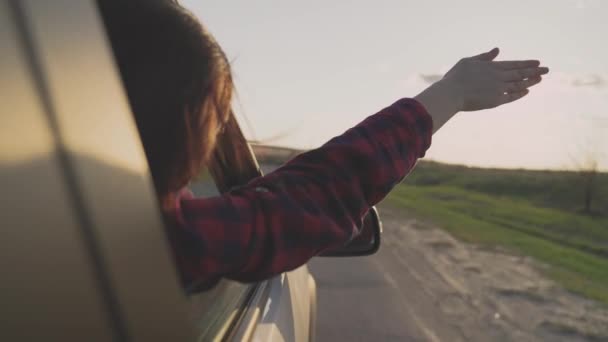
[395,98,434,157]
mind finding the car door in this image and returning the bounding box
[1,0,315,341]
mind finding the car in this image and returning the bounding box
[0,1,382,341]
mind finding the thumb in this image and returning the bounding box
[469,47,500,61]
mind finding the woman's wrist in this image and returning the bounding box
[414,80,462,134]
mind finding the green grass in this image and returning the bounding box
[386,162,608,305]
[406,161,608,216]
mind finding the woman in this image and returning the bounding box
[98,0,549,292]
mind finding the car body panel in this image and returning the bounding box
[0,3,113,340]
[251,266,315,342]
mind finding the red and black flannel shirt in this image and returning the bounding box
[169,98,433,292]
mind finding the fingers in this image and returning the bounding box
[494,60,540,70]
[469,47,500,61]
[498,89,529,106]
[498,72,543,106]
[500,67,549,81]
[504,76,543,93]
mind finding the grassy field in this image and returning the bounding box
[386,161,608,305]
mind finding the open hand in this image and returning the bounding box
[442,48,549,111]
[414,48,549,133]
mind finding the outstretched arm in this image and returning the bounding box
[170,48,548,291]
[173,98,431,290]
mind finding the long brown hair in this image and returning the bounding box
[98,0,236,209]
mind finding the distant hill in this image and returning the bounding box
[406,160,608,217]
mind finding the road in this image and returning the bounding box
[308,205,608,342]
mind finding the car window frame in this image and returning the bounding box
[187,161,265,341]
[6,0,195,340]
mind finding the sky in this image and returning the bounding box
[182,0,608,171]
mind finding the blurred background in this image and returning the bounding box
[182,1,608,340]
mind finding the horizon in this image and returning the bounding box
[183,0,608,171]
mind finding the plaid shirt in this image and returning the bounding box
[169,98,433,292]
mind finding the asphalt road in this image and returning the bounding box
[308,208,470,342]
[309,252,447,342]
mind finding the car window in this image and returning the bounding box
[179,109,265,340]
[187,169,256,341]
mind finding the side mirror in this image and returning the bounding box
[319,206,382,257]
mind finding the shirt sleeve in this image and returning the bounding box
[170,98,433,292]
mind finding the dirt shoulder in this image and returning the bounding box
[378,204,608,341]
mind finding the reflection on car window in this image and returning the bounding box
[190,168,220,197]
[189,279,251,341]
[187,170,253,341]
